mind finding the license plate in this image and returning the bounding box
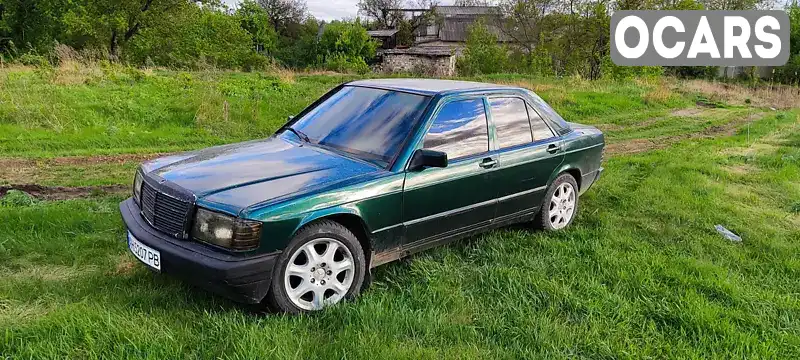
[128,232,161,271]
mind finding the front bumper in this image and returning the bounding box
[119,198,278,304]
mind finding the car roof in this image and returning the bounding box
[347,78,516,96]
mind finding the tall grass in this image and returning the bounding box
[0,111,798,359]
[0,68,799,358]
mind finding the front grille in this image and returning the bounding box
[140,180,193,238]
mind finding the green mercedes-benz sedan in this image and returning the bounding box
[120,79,605,313]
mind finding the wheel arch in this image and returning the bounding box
[549,164,582,190]
[295,209,373,267]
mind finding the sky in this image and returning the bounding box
[222,0,362,21]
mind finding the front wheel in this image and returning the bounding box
[266,220,366,313]
[534,173,579,231]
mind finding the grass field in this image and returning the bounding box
[1,65,799,359]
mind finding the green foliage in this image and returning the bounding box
[316,20,377,72]
[0,190,37,207]
[272,18,322,68]
[396,19,414,47]
[790,201,800,214]
[0,0,71,53]
[457,20,509,76]
[601,56,664,80]
[772,3,800,84]
[237,0,279,55]
[14,53,50,67]
[2,0,799,80]
[324,53,371,74]
[669,0,705,9]
[126,6,253,69]
[318,21,377,62]
[61,0,191,58]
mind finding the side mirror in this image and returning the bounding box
[287,115,294,121]
[409,149,447,171]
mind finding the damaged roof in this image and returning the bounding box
[367,29,400,37]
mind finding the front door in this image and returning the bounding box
[402,98,496,244]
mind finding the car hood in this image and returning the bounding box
[141,135,381,214]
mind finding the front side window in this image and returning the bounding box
[423,99,488,160]
[527,104,556,141]
[490,97,533,149]
[290,86,431,166]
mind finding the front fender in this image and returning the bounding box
[246,173,405,254]
[295,205,368,234]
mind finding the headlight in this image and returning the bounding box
[191,208,262,251]
[133,170,143,205]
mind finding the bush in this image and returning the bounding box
[509,42,554,77]
[324,53,370,74]
[396,20,414,47]
[773,55,800,85]
[126,6,252,69]
[772,4,800,84]
[318,20,378,65]
[241,52,275,72]
[15,53,50,67]
[457,19,509,76]
[600,56,663,80]
[664,66,718,79]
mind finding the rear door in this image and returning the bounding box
[489,97,564,219]
[402,97,496,244]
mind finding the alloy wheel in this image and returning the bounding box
[549,183,576,229]
[284,238,355,311]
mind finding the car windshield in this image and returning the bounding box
[289,86,431,167]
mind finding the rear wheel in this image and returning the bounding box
[534,173,579,231]
[267,220,365,313]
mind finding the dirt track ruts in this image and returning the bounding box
[605,112,764,156]
[0,184,129,201]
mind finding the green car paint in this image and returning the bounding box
[131,79,604,267]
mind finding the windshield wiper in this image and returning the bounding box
[284,127,310,143]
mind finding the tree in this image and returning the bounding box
[359,0,439,35]
[237,0,278,54]
[61,0,199,60]
[127,4,252,68]
[0,0,71,53]
[318,20,378,61]
[272,17,321,67]
[496,0,555,55]
[257,0,307,36]
[457,19,508,75]
[358,0,403,29]
[316,20,378,73]
[773,1,800,84]
[396,19,414,46]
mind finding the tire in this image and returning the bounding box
[533,173,579,231]
[266,220,366,314]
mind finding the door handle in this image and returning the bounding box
[479,158,498,169]
[547,144,561,154]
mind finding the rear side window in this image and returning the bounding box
[526,90,570,134]
[527,104,556,141]
[489,97,532,149]
[423,99,489,160]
